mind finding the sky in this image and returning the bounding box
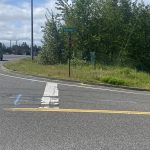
[0,0,56,46]
[0,0,150,46]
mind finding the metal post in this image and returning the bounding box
[31,0,34,60]
[10,40,11,48]
[68,32,72,77]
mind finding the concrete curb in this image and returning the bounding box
[2,63,150,92]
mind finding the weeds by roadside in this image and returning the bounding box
[4,58,150,89]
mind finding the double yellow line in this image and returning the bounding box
[4,108,150,116]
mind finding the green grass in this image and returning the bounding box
[4,58,150,89]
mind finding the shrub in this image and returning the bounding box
[101,77,126,85]
[71,57,87,66]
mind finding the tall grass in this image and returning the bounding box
[4,58,150,89]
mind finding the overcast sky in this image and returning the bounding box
[0,0,56,46]
[0,0,150,46]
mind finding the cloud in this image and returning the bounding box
[0,0,57,46]
[144,0,150,4]
[0,0,149,46]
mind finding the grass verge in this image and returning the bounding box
[4,58,150,90]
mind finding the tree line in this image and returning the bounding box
[39,0,150,72]
[0,42,41,55]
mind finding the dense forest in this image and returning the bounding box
[39,0,150,72]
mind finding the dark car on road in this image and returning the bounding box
[0,50,3,61]
[0,43,3,61]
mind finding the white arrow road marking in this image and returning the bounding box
[41,82,59,108]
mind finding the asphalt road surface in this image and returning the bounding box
[0,55,150,150]
[2,54,29,61]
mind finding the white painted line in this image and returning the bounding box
[0,72,150,96]
[41,82,59,107]
[0,73,46,83]
[59,83,150,96]
[98,99,137,104]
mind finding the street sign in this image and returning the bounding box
[63,27,77,77]
[63,28,77,33]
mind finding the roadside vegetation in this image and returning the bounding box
[0,41,41,55]
[4,58,150,89]
[3,0,150,90]
[39,0,150,72]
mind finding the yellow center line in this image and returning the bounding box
[3,108,150,116]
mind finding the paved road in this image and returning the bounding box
[2,54,29,61]
[0,55,150,150]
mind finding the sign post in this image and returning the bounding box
[63,28,77,77]
[68,32,72,77]
[90,52,96,69]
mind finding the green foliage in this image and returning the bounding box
[71,57,87,66]
[101,77,126,86]
[119,67,137,78]
[0,42,41,55]
[5,59,150,89]
[41,0,150,72]
[38,10,67,65]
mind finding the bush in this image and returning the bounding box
[71,57,87,66]
[101,77,126,86]
[37,48,59,65]
[119,68,137,79]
